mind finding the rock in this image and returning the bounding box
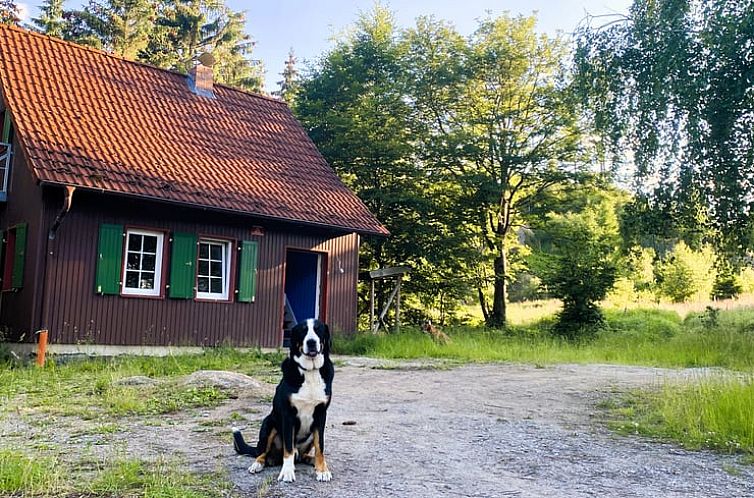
[113,375,159,387]
[181,370,265,391]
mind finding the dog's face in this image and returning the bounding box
[290,319,331,365]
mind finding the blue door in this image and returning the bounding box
[284,250,322,324]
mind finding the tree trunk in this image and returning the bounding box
[488,248,507,328]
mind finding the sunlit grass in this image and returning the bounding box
[609,376,754,457]
[335,307,754,371]
[0,450,67,496]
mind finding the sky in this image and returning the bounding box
[21,0,633,92]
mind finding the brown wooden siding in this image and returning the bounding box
[38,190,359,347]
[0,115,46,341]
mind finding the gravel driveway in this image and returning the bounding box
[228,359,754,498]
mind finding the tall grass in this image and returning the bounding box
[611,376,754,457]
[0,451,66,495]
[335,307,754,371]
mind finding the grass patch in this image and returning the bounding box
[0,450,67,495]
[606,376,754,458]
[0,347,283,419]
[89,458,229,498]
[0,451,228,498]
[334,307,754,371]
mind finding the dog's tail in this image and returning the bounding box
[232,427,258,456]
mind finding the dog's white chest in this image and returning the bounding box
[291,370,328,434]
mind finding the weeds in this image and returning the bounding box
[606,376,754,458]
[334,307,754,371]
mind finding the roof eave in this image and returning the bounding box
[39,181,390,238]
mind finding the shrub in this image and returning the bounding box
[530,208,618,339]
[655,242,716,302]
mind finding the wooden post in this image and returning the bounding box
[36,329,48,367]
[394,278,401,333]
[369,280,375,333]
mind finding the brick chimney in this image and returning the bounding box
[188,53,215,98]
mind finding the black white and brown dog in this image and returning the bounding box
[233,318,334,482]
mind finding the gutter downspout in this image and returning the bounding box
[39,185,75,338]
[48,185,76,240]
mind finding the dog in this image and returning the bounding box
[422,319,451,344]
[233,318,334,482]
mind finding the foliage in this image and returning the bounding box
[295,6,480,322]
[274,48,299,103]
[405,14,585,327]
[139,0,263,91]
[655,242,716,302]
[31,0,65,37]
[44,0,263,92]
[64,0,155,58]
[574,0,754,251]
[529,198,619,338]
[0,0,19,25]
[712,263,743,300]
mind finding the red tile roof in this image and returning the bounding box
[0,26,388,236]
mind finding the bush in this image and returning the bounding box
[530,207,618,339]
[655,242,716,302]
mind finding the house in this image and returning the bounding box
[0,26,388,351]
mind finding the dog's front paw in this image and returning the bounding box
[248,461,264,474]
[316,470,332,482]
[278,466,296,482]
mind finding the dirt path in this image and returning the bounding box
[226,359,754,498]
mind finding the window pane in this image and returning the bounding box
[125,271,139,288]
[210,244,222,260]
[199,243,209,259]
[143,235,157,253]
[140,273,155,289]
[198,260,209,277]
[198,277,209,292]
[210,261,222,277]
[142,254,156,272]
[127,252,140,270]
[210,278,222,294]
[128,234,142,251]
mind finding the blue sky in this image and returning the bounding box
[21,0,633,92]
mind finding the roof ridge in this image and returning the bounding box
[0,24,285,106]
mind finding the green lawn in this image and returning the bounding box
[336,307,754,371]
[0,348,283,497]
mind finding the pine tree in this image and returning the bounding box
[0,0,20,25]
[141,0,263,92]
[32,0,65,38]
[274,48,299,103]
[65,0,155,58]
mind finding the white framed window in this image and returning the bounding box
[122,229,164,297]
[196,239,232,300]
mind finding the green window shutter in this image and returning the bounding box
[169,232,197,299]
[11,223,27,289]
[237,240,258,303]
[95,223,123,295]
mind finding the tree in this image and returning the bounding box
[295,6,480,323]
[0,0,19,25]
[529,195,620,338]
[574,0,754,252]
[65,0,155,58]
[32,0,66,37]
[141,0,263,92]
[274,48,299,103]
[405,15,584,327]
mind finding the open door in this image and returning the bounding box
[283,249,324,346]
